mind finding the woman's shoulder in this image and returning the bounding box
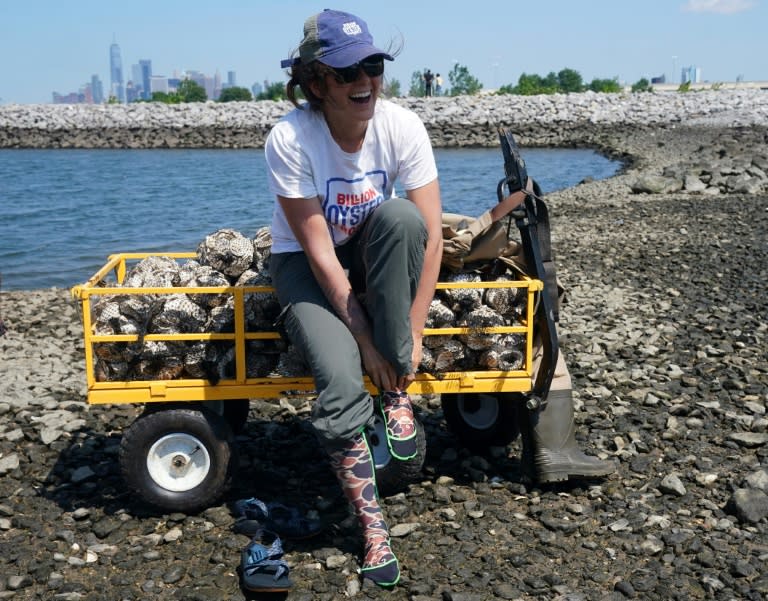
[276,105,322,127]
[375,98,424,126]
[377,98,413,115]
[269,106,324,143]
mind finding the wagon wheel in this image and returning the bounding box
[367,411,426,497]
[144,400,251,435]
[119,406,237,513]
[441,392,521,451]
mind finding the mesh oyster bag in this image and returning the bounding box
[90,226,529,382]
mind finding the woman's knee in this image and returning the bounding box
[280,303,373,447]
[311,383,373,449]
[371,197,426,239]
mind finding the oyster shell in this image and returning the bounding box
[197,228,254,278]
[90,227,529,382]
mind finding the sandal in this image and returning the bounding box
[233,497,323,540]
[379,392,418,461]
[240,531,292,593]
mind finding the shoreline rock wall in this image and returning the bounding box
[1,89,766,149]
[2,90,768,211]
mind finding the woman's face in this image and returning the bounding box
[313,57,384,124]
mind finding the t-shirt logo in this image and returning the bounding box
[324,170,387,243]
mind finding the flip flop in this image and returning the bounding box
[240,531,292,593]
[232,497,324,540]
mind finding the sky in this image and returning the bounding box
[0,0,766,104]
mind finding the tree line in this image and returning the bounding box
[402,65,653,96]
[122,79,279,104]
[133,65,656,104]
[497,68,653,95]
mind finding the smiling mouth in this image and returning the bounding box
[350,91,372,104]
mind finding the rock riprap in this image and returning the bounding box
[1,89,767,150]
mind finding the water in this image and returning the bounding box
[0,147,619,291]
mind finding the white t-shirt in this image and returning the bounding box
[265,99,438,253]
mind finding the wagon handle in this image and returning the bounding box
[498,127,559,402]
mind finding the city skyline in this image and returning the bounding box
[51,43,259,105]
[49,38,728,106]
[1,0,766,104]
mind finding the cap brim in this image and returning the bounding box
[319,43,394,68]
[280,45,394,70]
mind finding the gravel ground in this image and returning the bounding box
[1,123,767,601]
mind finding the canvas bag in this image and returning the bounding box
[440,179,564,316]
[441,212,527,275]
[441,180,532,274]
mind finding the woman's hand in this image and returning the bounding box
[410,331,423,376]
[397,371,416,393]
[402,178,443,393]
[389,332,421,392]
[357,336,398,392]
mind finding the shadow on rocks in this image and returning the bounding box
[38,399,596,524]
[419,406,612,499]
[38,409,342,520]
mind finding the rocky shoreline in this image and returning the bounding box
[1,88,767,149]
[2,99,768,600]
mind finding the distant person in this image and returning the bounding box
[267,8,443,588]
[434,73,443,95]
[423,69,434,97]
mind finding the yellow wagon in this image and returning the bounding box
[69,128,560,513]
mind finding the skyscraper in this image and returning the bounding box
[681,65,702,85]
[91,75,104,104]
[139,60,152,100]
[214,69,222,100]
[110,39,125,103]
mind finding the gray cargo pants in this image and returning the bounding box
[269,197,427,450]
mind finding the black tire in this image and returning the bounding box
[119,407,237,513]
[220,399,250,435]
[146,400,250,435]
[442,392,521,451]
[367,411,426,497]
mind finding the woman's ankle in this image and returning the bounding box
[361,534,400,586]
[379,392,418,460]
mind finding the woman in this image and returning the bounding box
[265,9,443,587]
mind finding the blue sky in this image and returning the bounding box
[1,0,765,104]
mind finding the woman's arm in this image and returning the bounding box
[403,178,444,390]
[277,194,399,391]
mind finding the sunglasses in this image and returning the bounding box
[329,56,385,84]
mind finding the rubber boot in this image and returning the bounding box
[519,353,615,483]
[327,432,400,587]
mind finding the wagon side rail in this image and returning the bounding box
[72,253,543,404]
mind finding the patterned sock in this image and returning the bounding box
[328,433,401,587]
[361,525,400,586]
[379,391,418,460]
